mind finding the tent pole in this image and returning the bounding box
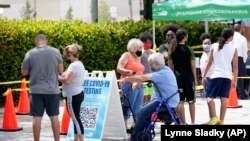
[205,20,209,33]
[153,20,156,48]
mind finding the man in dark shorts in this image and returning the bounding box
[21,33,64,141]
[168,29,197,125]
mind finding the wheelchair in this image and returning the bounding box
[120,82,182,141]
[136,89,183,141]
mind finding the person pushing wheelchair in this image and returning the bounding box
[122,53,180,141]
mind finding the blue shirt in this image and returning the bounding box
[150,66,179,108]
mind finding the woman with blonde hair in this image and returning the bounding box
[59,44,85,141]
[117,38,145,133]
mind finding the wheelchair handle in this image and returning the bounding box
[165,88,183,103]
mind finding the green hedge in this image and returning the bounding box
[0,19,228,106]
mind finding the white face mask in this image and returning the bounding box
[203,44,210,52]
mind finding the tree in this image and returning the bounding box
[143,0,154,20]
[20,0,35,19]
[65,5,73,20]
[98,0,112,22]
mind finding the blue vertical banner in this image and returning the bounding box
[67,77,111,141]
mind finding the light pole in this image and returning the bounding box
[129,0,133,19]
[91,0,98,23]
[34,0,36,18]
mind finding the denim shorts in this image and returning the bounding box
[30,93,60,117]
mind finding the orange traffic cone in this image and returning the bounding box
[60,103,70,135]
[227,74,242,108]
[16,78,30,115]
[0,88,23,131]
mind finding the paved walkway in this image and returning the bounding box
[0,97,249,141]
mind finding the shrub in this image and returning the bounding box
[0,19,228,106]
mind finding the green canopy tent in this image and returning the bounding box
[152,0,250,45]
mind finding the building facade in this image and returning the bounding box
[0,0,142,22]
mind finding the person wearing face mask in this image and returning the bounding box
[122,53,179,141]
[117,38,145,133]
[199,33,214,124]
[159,24,179,64]
[200,33,213,85]
[139,31,155,103]
[58,44,85,141]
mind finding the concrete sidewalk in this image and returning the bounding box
[0,100,68,141]
[0,98,250,141]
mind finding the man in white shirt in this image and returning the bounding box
[232,24,249,99]
[241,19,250,49]
[241,19,250,99]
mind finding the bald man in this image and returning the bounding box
[241,19,250,49]
[232,24,249,99]
[21,33,64,141]
[241,19,250,99]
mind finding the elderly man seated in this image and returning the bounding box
[123,53,180,141]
